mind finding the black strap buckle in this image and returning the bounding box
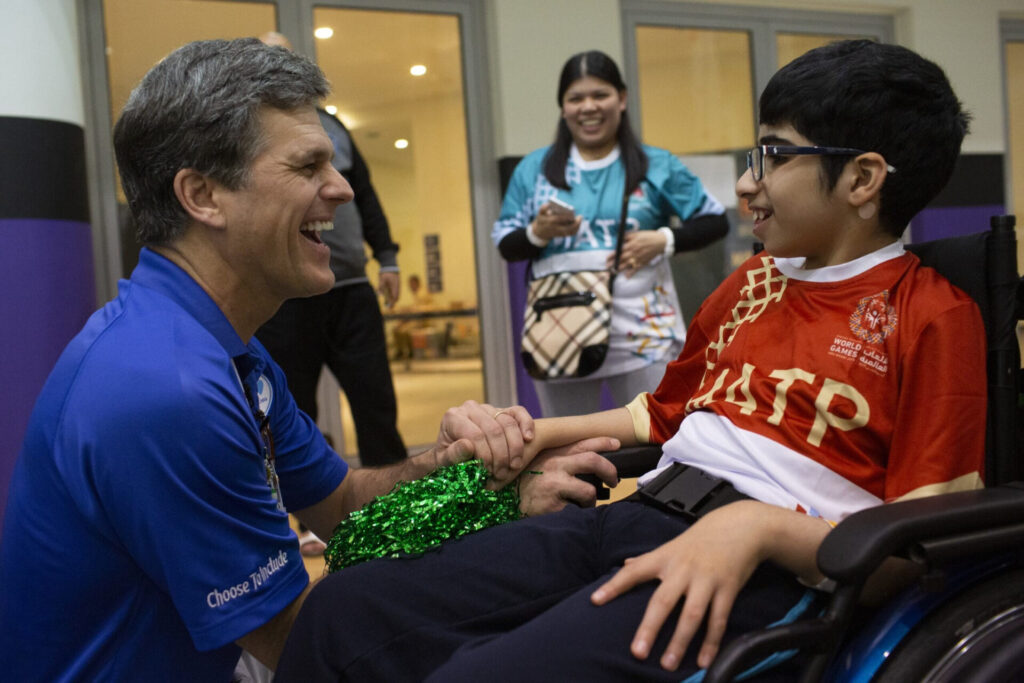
[638,463,747,521]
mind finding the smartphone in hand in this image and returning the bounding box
[547,196,575,217]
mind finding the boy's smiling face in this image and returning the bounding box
[736,124,852,269]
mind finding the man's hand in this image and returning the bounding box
[431,400,535,487]
[377,271,400,309]
[518,437,620,517]
[590,500,828,671]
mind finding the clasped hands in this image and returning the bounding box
[429,400,618,515]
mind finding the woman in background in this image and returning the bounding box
[493,50,729,416]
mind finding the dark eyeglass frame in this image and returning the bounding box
[746,145,897,181]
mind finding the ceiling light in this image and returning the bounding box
[410,64,427,76]
[314,27,334,40]
[324,105,338,115]
[394,139,409,150]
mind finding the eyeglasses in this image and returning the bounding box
[746,145,897,182]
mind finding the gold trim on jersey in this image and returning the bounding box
[704,257,788,373]
[893,471,984,503]
[626,393,652,444]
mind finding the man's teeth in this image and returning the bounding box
[302,220,333,232]
[752,209,771,221]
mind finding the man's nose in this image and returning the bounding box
[324,167,354,204]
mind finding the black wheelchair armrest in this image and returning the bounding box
[598,445,663,478]
[576,446,663,499]
[818,483,1024,584]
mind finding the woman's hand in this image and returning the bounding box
[590,500,826,671]
[607,230,668,277]
[532,201,583,241]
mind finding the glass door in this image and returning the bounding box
[91,0,498,457]
[633,25,754,318]
[310,5,485,453]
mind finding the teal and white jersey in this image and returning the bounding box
[494,144,725,378]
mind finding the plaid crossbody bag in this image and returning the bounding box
[520,194,629,380]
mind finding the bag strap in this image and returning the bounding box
[609,193,630,271]
[607,191,630,295]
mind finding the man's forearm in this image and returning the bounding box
[340,448,442,514]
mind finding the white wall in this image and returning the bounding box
[486,0,1024,157]
[0,0,84,125]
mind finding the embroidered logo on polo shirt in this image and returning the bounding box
[256,374,273,415]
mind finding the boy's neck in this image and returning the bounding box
[799,213,897,270]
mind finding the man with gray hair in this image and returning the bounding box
[0,38,617,681]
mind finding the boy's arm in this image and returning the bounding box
[529,408,640,454]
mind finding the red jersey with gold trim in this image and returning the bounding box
[631,243,986,522]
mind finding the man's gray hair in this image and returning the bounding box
[113,38,330,245]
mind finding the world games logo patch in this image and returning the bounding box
[849,291,897,344]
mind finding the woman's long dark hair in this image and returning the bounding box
[542,50,648,194]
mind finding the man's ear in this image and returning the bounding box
[173,168,227,228]
[846,152,889,208]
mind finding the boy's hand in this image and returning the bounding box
[589,501,775,671]
[517,437,620,516]
[432,401,534,486]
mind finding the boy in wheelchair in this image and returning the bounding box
[275,40,986,681]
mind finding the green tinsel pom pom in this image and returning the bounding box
[324,460,523,572]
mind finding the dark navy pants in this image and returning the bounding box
[276,502,816,682]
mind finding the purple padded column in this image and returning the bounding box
[0,116,94,527]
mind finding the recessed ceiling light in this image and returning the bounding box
[410,64,427,76]
[394,139,410,149]
[324,105,338,115]
[314,27,334,39]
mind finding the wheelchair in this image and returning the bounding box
[595,215,1024,682]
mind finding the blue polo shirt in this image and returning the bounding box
[0,248,348,681]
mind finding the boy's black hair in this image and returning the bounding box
[542,50,648,195]
[759,39,970,236]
